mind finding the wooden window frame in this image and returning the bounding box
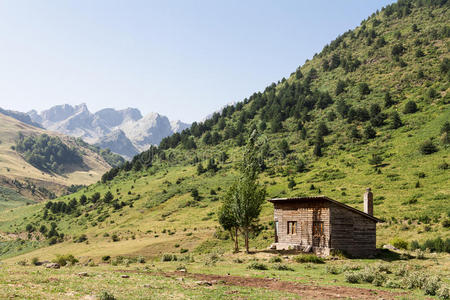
[287,221,297,235]
[313,221,324,236]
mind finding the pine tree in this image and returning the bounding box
[384,92,395,108]
[197,163,205,175]
[288,178,296,190]
[390,111,402,129]
[364,125,377,139]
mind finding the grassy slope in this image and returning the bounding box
[0,2,449,263]
[0,186,34,210]
[0,113,115,201]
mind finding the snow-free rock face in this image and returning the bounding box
[0,107,43,128]
[27,104,190,159]
[95,129,139,159]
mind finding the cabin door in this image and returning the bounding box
[312,221,324,247]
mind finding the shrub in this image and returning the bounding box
[384,279,401,289]
[424,276,441,296]
[180,248,188,254]
[415,249,425,259]
[390,238,408,250]
[326,265,342,275]
[438,162,449,170]
[437,285,450,300]
[233,258,244,264]
[31,257,40,266]
[161,254,177,262]
[269,256,282,263]
[420,237,450,253]
[111,234,120,242]
[372,273,386,287]
[247,262,268,270]
[403,272,426,289]
[358,82,371,96]
[420,140,438,155]
[442,219,450,228]
[137,256,146,263]
[403,101,418,114]
[344,272,361,283]
[272,264,293,271]
[294,254,324,264]
[17,260,27,266]
[48,236,58,245]
[99,291,116,300]
[102,256,111,262]
[73,234,88,243]
[410,240,420,250]
[53,254,78,266]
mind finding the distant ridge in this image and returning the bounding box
[25,104,190,159]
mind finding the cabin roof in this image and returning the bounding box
[268,196,381,223]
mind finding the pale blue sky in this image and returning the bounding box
[0,1,395,122]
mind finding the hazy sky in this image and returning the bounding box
[0,0,395,123]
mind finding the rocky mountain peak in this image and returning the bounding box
[26,104,190,159]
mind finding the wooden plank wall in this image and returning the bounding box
[274,200,330,248]
[330,204,376,257]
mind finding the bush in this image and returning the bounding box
[345,272,361,283]
[390,238,408,250]
[420,237,450,253]
[272,264,293,271]
[384,279,401,289]
[111,234,120,242]
[53,254,78,266]
[424,276,442,296]
[269,256,282,263]
[403,272,426,289]
[102,256,111,262]
[372,273,386,287]
[247,262,268,270]
[31,257,40,266]
[73,234,88,243]
[403,101,418,114]
[48,236,58,245]
[161,254,177,262]
[17,260,27,266]
[294,254,324,264]
[326,265,342,275]
[410,240,420,250]
[438,162,449,170]
[99,291,117,300]
[437,285,450,300]
[358,82,371,96]
[420,140,438,155]
[415,249,425,259]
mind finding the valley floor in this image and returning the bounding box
[1,251,448,299]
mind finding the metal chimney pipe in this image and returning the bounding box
[364,188,373,216]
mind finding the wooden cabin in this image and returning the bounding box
[268,188,380,258]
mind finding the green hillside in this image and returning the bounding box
[0,0,449,263]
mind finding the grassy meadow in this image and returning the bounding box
[0,1,449,299]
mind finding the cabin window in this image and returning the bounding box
[313,221,324,236]
[287,221,297,235]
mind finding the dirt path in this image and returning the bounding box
[120,269,408,299]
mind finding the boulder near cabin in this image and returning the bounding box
[268,188,381,258]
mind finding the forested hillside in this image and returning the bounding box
[0,113,124,202]
[0,0,448,262]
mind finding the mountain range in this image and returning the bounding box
[26,104,190,159]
